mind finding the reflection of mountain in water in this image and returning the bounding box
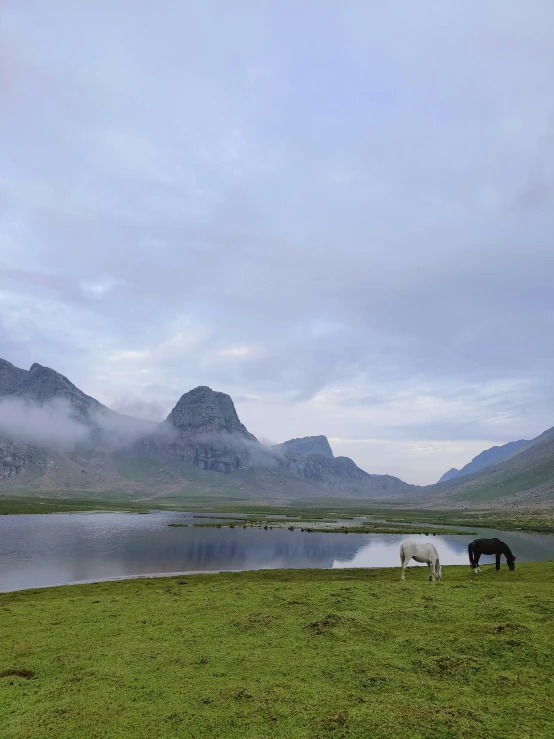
[0,513,365,590]
[334,529,554,570]
[2,514,554,591]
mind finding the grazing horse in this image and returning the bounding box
[468,538,516,573]
[400,540,442,581]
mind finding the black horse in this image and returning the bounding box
[468,538,516,573]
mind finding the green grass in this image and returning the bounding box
[461,458,554,503]
[0,496,154,515]
[1,564,554,738]
[111,451,256,502]
[356,508,554,535]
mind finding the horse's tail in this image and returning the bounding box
[468,542,475,568]
[400,543,405,564]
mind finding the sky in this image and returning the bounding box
[1,1,554,485]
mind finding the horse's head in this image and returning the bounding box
[508,556,516,571]
[436,564,442,581]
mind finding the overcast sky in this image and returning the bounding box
[1,1,554,484]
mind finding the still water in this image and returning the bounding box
[1,511,554,592]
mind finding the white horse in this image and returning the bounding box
[400,540,442,581]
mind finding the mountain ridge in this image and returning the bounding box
[0,358,412,500]
[417,425,554,506]
[273,435,334,459]
[437,438,533,483]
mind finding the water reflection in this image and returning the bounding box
[1,511,553,592]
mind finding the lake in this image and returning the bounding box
[1,510,554,592]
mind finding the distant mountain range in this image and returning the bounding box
[423,425,554,506]
[3,357,553,507]
[0,358,412,502]
[437,439,533,482]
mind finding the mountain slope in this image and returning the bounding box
[438,468,461,483]
[419,425,554,506]
[0,358,28,395]
[1,360,107,421]
[0,361,157,447]
[437,438,533,483]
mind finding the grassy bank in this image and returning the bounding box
[0,495,154,515]
[301,523,477,535]
[1,564,554,738]
[2,493,554,535]
[190,521,476,535]
[157,502,554,534]
[356,508,554,535]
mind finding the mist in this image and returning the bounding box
[0,397,90,450]
[0,397,158,452]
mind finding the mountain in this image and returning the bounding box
[418,424,554,506]
[437,439,533,483]
[139,387,411,496]
[0,360,156,447]
[438,468,462,483]
[273,435,334,459]
[143,386,258,472]
[0,358,413,501]
[0,359,106,421]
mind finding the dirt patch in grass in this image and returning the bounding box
[307,613,342,634]
[0,669,35,679]
[491,622,528,634]
[231,611,275,629]
[415,655,484,677]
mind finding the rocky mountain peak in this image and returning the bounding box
[146,386,259,473]
[274,435,334,459]
[166,386,257,441]
[15,363,103,420]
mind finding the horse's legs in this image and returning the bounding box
[469,543,480,572]
[400,553,407,580]
[428,563,434,582]
[496,552,501,571]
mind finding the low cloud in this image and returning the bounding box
[0,396,158,451]
[0,397,89,450]
[110,398,168,423]
[92,408,158,448]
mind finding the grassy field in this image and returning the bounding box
[1,564,554,738]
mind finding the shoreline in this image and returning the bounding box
[3,557,554,595]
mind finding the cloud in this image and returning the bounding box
[1,1,553,483]
[109,398,168,422]
[0,396,157,451]
[0,397,89,450]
